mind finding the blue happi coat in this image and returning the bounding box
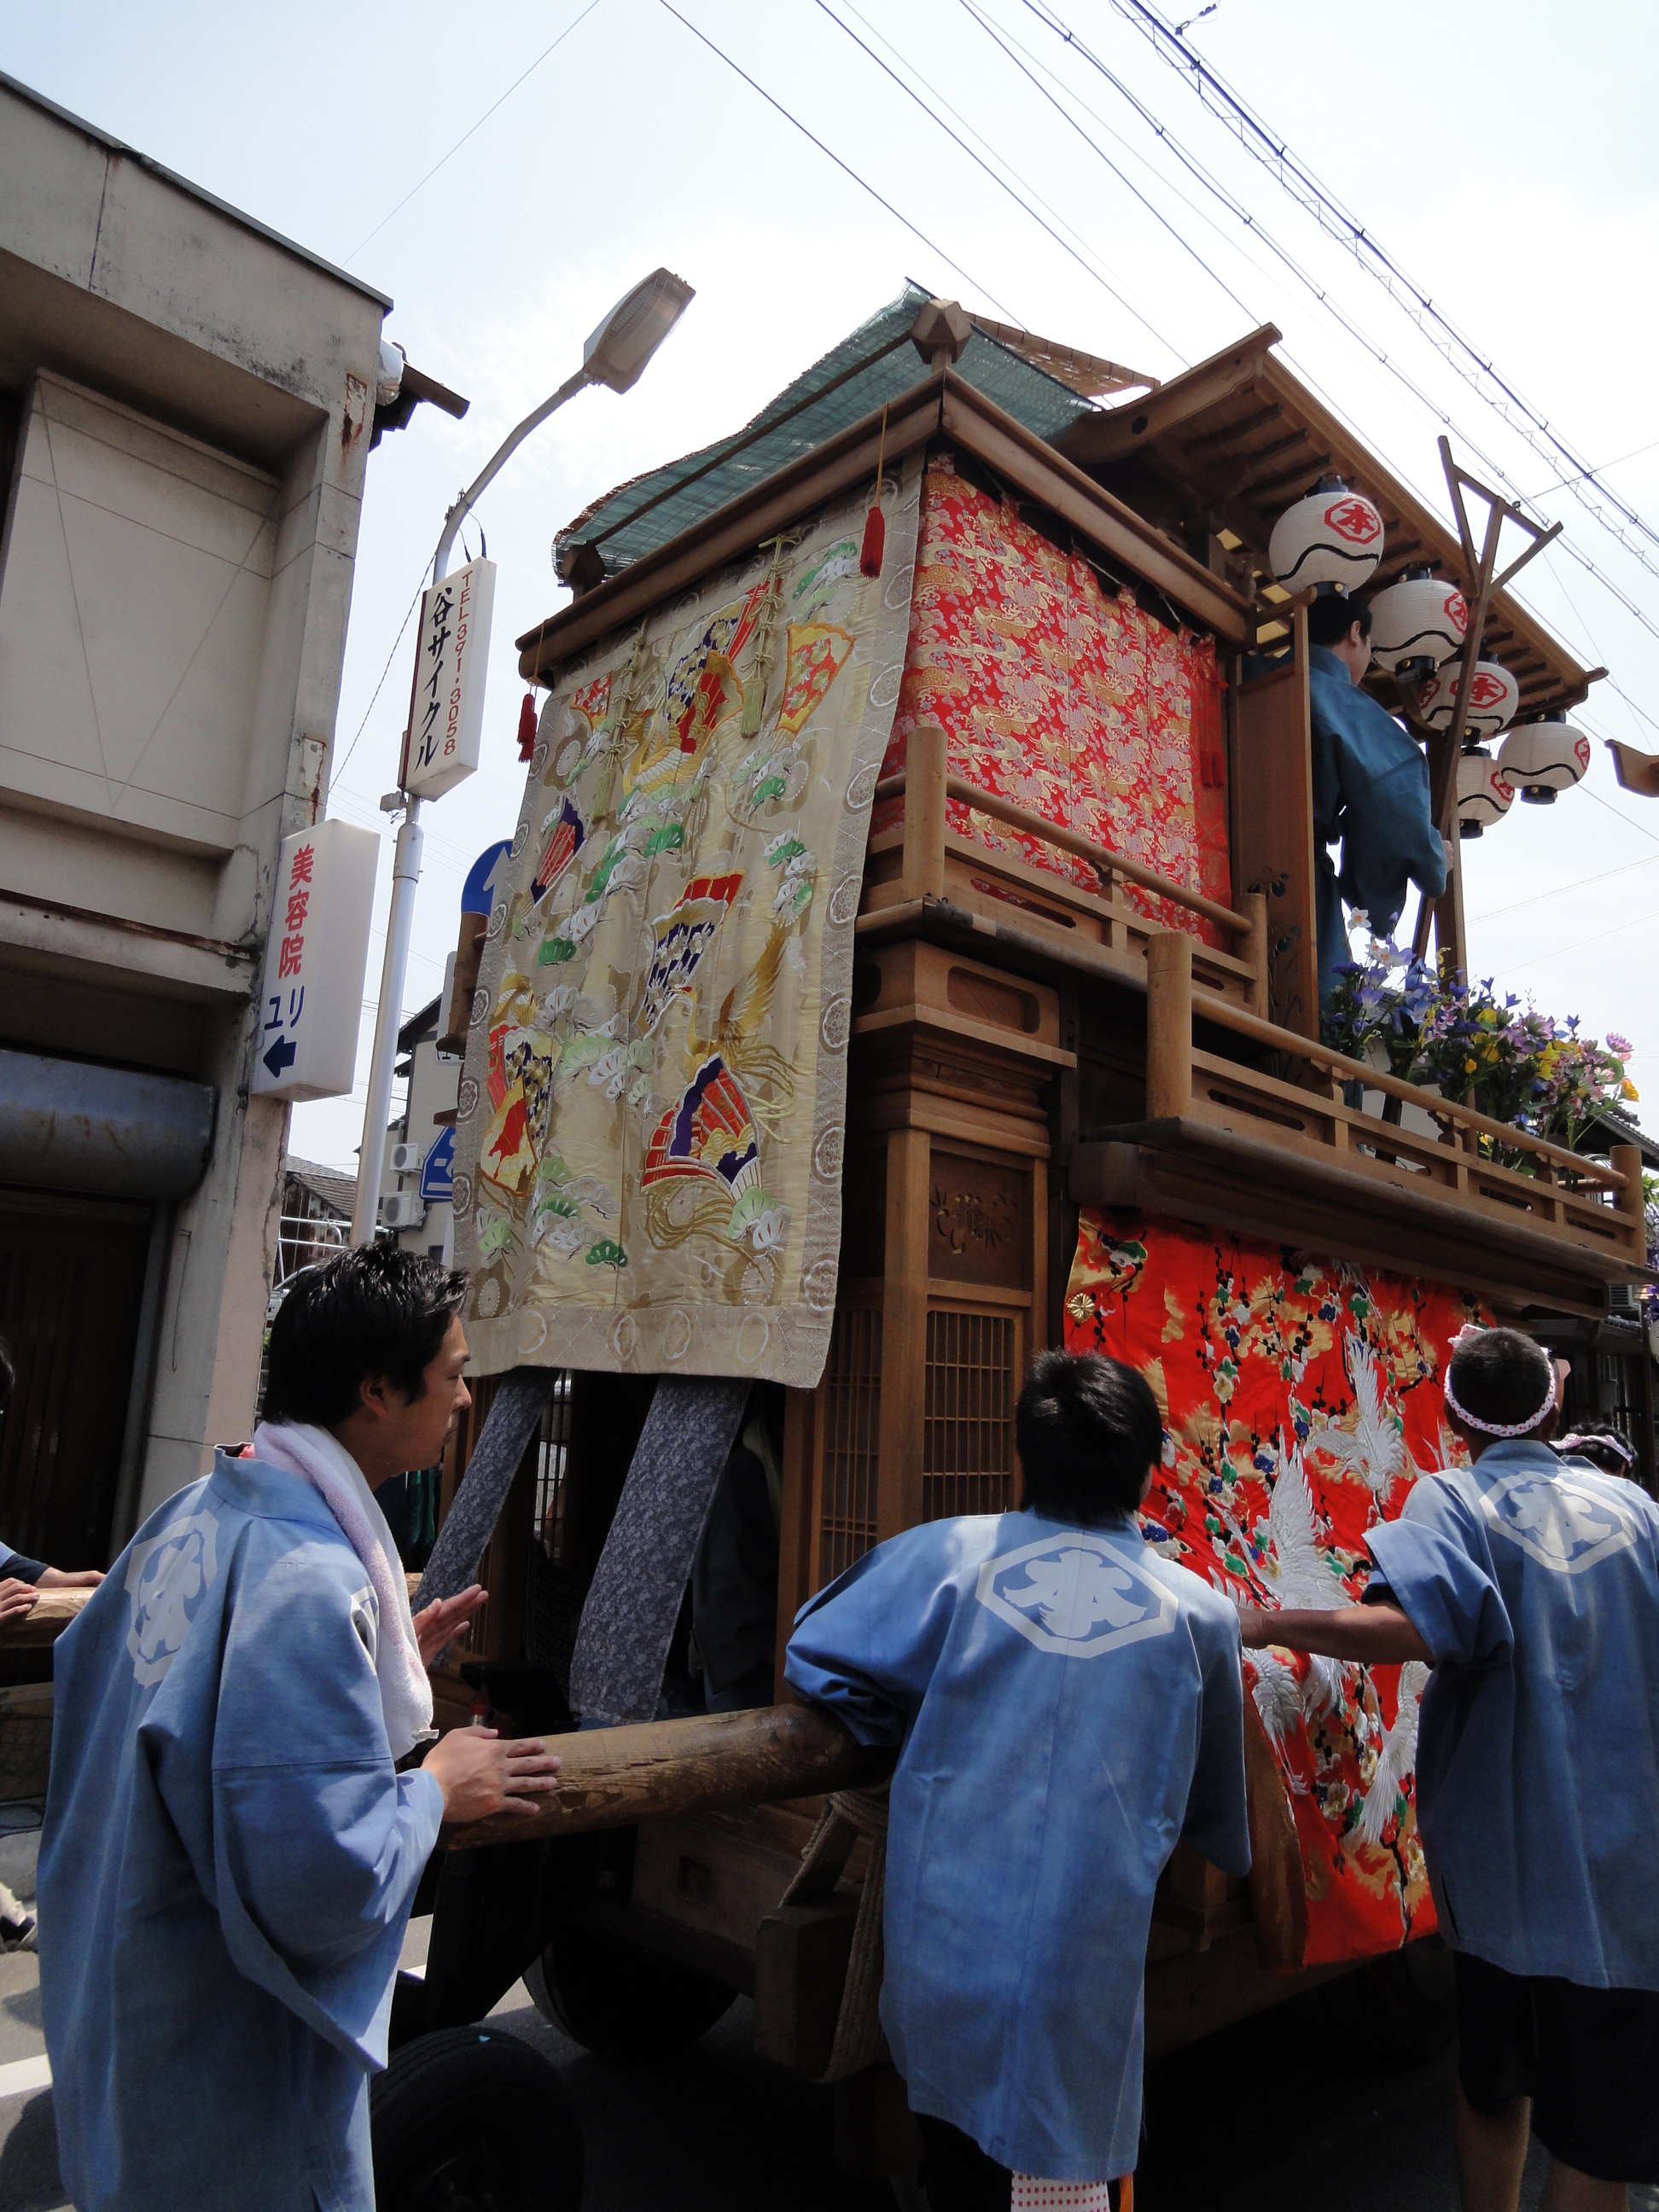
[38,1452,444,2212]
[1309,643,1447,1005]
[1367,1441,1659,1989]
[785,1510,1249,2181]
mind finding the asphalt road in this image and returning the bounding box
[0,1808,1653,2212]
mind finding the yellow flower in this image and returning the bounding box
[1623,1078,1641,1102]
[1464,1057,1476,1073]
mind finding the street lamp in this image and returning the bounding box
[350,268,695,1246]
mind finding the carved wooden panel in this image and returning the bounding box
[928,1151,1030,1289]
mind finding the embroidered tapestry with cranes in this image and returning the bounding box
[1064,1206,1486,1963]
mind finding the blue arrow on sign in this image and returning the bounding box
[263,1036,297,1080]
[421,1126,455,1203]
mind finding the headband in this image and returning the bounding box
[1443,1324,1557,1439]
[1558,1429,1636,1467]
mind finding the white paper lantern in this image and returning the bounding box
[1456,748,1514,837]
[1411,658,1520,740]
[1367,565,1468,674]
[1497,710,1592,803]
[1268,475,1384,589]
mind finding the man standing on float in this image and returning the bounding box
[1308,584,1448,1006]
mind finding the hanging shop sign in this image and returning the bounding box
[250,818,381,1101]
[399,556,498,800]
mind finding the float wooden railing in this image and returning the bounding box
[868,723,1270,1010]
[1144,927,1646,1261]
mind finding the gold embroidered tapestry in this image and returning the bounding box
[454,464,922,1384]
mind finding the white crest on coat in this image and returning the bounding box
[124,1510,219,1688]
[976,1530,1177,1658]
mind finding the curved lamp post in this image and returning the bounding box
[351,269,694,1246]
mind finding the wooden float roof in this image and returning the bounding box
[516,364,1256,684]
[1057,325,1603,719]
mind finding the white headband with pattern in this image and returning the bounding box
[1443,1323,1557,1438]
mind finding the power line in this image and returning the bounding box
[346,0,604,263]
[956,0,1255,329]
[331,566,428,786]
[978,0,1659,659]
[1472,849,1659,926]
[815,0,1183,360]
[656,0,1022,322]
[1091,0,1659,581]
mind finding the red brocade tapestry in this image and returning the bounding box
[1065,1208,1487,1963]
[876,456,1231,950]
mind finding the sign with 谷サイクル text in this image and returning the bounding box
[399,557,497,800]
[250,818,381,1101]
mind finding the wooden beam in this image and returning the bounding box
[445,1703,893,1849]
[939,381,1254,642]
[515,378,947,683]
[1181,401,1284,458]
[1057,325,1283,467]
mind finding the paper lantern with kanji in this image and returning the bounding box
[1367,566,1468,678]
[1411,659,1520,740]
[1457,748,1514,838]
[1498,710,1592,804]
[1268,476,1384,589]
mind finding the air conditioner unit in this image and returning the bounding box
[388,1142,425,1176]
[381,1192,427,1230]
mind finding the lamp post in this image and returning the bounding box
[350,269,694,1246]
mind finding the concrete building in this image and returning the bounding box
[0,74,450,1559]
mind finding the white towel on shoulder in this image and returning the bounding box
[252,1420,434,1761]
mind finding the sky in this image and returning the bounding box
[9,0,1659,1171]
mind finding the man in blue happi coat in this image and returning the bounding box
[37,1248,561,2212]
[1242,1325,1659,2212]
[786,1349,1249,2208]
[1308,588,1447,1007]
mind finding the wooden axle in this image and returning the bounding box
[444,1701,894,1850]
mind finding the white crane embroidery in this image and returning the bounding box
[1309,1334,1412,1505]
[1354,1661,1429,1848]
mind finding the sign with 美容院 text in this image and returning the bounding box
[250,818,381,1101]
[399,556,497,800]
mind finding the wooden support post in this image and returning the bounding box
[1612,1144,1645,1262]
[1146,929,1194,1121]
[1243,888,1269,1016]
[899,721,947,904]
[877,1124,932,1540]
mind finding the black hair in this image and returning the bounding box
[264,1245,469,1429]
[1016,1349,1164,1522]
[1446,1327,1554,1433]
[1308,589,1373,649]
[1557,1419,1636,1478]
[0,1335,11,1414]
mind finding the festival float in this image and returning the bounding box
[17,292,1654,2193]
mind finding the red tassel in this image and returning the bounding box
[859,503,886,579]
[517,692,538,761]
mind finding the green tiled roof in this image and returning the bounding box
[556,285,1096,581]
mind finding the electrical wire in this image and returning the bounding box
[813,0,1183,360]
[656,0,1022,322]
[1473,848,1659,925]
[345,0,604,263]
[1089,0,1659,579]
[973,0,1659,659]
[331,567,429,786]
[954,0,1256,329]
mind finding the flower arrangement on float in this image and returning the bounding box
[1322,934,1639,1167]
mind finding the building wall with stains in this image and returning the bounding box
[0,74,390,1546]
